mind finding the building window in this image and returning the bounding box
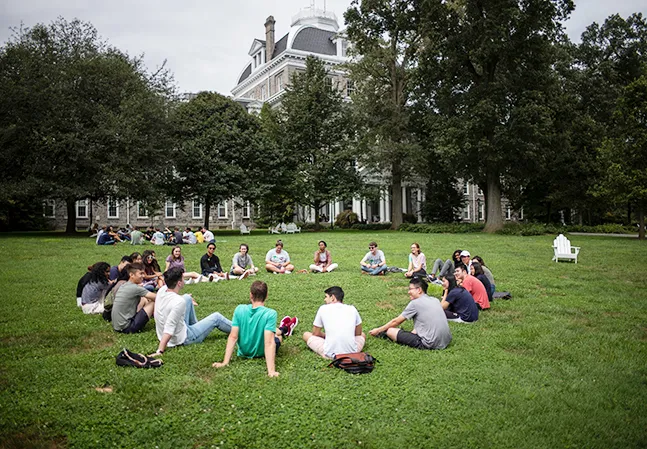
[192,201,203,219]
[261,84,267,100]
[519,207,524,220]
[107,198,119,219]
[76,199,89,219]
[43,199,55,218]
[478,203,484,221]
[463,182,469,196]
[242,201,251,219]
[506,206,511,220]
[346,80,355,97]
[217,201,228,219]
[462,206,470,220]
[477,187,483,196]
[137,202,149,219]
[165,201,176,219]
[341,40,348,57]
[276,73,283,92]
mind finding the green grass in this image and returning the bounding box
[1,232,646,448]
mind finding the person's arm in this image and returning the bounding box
[213,326,239,368]
[232,254,242,271]
[144,291,156,303]
[200,255,210,274]
[378,252,386,267]
[355,323,363,336]
[369,315,406,336]
[312,325,325,338]
[151,333,172,356]
[264,330,279,377]
[324,251,332,270]
[441,289,450,310]
[164,260,170,271]
[313,251,319,264]
[406,255,414,274]
[214,256,223,273]
[360,253,370,267]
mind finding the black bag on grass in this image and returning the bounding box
[493,292,512,300]
[328,352,376,374]
[116,348,163,369]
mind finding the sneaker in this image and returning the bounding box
[239,270,250,281]
[376,331,388,339]
[209,274,215,282]
[280,316,291,332]
[225,272,230,280]
[284,270,292,274]
[286,316,299,336]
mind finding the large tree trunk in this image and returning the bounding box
[65,198,77,234]
[391,161,403,230]
[638,201,645,241]
[204,199,210,229]
[483,170,503,233]
[313,201,321,231]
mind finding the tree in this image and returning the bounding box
[345,0,423,229]
[170,92,266,229]
[416,0,574,232]
[597,75,647,239]
[0,18,175,232]
[277,56,361,229]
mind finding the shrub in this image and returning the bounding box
[335,210,359,228]
[351,222,392,231]
[398,223,485,233]
[402,213,418,224]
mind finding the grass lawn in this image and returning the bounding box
[0,231,646,448]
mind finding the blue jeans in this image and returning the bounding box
[361,265,388,275]
[182,295,232,345]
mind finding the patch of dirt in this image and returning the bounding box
[94,385,113,393]
[375,301,395,310]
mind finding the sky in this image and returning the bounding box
[1,0,645,96]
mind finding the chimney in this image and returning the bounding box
[265,16,275,62]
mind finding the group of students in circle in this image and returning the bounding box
[75,238,496,376]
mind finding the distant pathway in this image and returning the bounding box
[568,232,638,238]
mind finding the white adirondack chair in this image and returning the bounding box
[280,223,288,233]
[269,224,281,234]
[240,224,251,235]
[285,223,301,234]
[552,234,580,263]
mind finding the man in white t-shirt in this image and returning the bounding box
[149,268,232,357]
[302,286,365,359]
[202,227,215,244]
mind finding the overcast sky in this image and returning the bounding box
[1,0,645,95]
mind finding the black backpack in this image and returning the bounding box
[116,348,163,369]
[328,352,377,374]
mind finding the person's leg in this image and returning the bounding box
[285,264,294,272]
[184,294,198,326]
[266,263,281,273]
[305,334,328,358]
[439,259,454,278]
[385,327,400,341]
[361,265,371,274]
[395,330,425,348]
[430,258,444,276]
[355,334,366,351]
[231,267,245,276]
[490,284,496,296]
[309,264,321,272]
[371,265,388,275]
[326,263,338,272]
[185,312,232,345]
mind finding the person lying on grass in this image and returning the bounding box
[440,274,479,323]
[149,268,231,357]
[454,263,490,310]
[360,241,387,276]
[111,263,157,334]
[369,277,451,350]
[302,286,365,359]
[212,280,298,377]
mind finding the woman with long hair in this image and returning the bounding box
[472,255,495,295]
[80,262,111,315]
[439,273,479,323]
[165,246,205,283]
[142,250,164,290]
[405,243,427,279]
[470,261,493,303]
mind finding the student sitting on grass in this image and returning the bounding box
[369,277,452,350]
[97,227,116,245]
[200,242,230,281]
[360,241,388,276]
[80,262,112,315]
[165,246,205,283]
[130,227,144,245]
[111,263,157,334]
[440,274,479,323]
[109,255,132,281]
[429,249,462,280]
[454,264,490,310]
[77,263,99,307]
[149,268,232,357]
[230,243,258,278]
[142,250,164,290]
[309,240,338,273]
[212,281,298,377]
[302,286,364,359]
[405,242,427,279]
[470,261,493,304]
[265,240,294,274]
[472,255,495,295]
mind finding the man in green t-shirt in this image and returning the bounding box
[212,280,298,377]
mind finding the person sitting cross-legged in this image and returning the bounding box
[302,286,365,359]
[369,277,452,350]
[200,242,230,281]
[111,263,157,334]
[440,274,479,323]
[148,268,232,357]
[309,240,339,273]
[360,241,388,275]
[230,243,259,279]
[212,280,298,377]
[265,240,294,274]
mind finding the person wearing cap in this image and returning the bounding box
[459,250,473,273]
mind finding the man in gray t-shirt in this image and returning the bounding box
[369,277,451,350]
[112,263,157,333]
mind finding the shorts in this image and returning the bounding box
[119,309,150,334]
[307,335,366,359]
[396,330,426,349]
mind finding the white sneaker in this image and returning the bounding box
[285,270,292,274]
[239,270,250,281]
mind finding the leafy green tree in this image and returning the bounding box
[277,56,361,229]
[597,75,647,239]
[416,0,574,232]
[344,0,423,229]
[0,18,174,232]
[170,92,267,229]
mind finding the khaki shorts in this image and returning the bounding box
[307,335,366,359]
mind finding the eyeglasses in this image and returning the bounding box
[368,246,376,249]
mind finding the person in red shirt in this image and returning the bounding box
[454,264,490,310]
